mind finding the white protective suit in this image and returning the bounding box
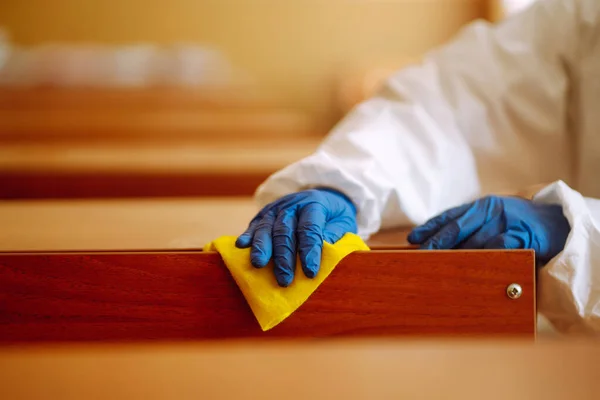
[254,0,600,335]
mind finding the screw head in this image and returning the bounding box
[506,283,522,299]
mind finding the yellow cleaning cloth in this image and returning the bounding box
[203,233,369,331]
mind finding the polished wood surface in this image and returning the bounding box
[0,198,535,341]
[0,87,279,110]
[1,340,597,400]
[0,109,314,142]
[0,249,535,342]
[0,87,316,142]
[0,87,323,198]
[0,198,412,252]
[0,171,273,198]
[0,140,318,173]
[0,139,319,198]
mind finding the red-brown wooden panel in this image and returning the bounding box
[0,250,535,343]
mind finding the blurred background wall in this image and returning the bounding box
[0,0,487,127]
[3,0,525,199]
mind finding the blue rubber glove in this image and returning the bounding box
[236,188,357,287]
[407,195,570,264]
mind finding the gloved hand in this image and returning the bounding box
[407,195,571,264]
[236,188,357,287]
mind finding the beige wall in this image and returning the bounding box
[0,0,486,127]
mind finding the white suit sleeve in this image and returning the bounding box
[533,181,600,334]
[255,0,583,239]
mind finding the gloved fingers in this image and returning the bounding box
[236,203,277,248]
[459,216,504,249]
[323,214,357,244]
[483,232,525,249]
[297,202,327,280]
[250,209,277,268]
[407,203,471,244]
[420,205,487,249]
[420,221,461,249]
[272,208,299,288]
[235,217,261,248]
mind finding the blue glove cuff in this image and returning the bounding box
[314,187,357,215]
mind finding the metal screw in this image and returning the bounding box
[506,283,522,299]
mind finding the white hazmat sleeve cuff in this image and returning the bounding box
[533,180,600,335]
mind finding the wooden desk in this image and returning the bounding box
[0,197,414,252]
[0,249,534,342]
[0,198,535,342]
[0,197,273,251]
[0,87,324,198]
[0,139,320,198]
[1,340,598,400]
[0,87,316,142]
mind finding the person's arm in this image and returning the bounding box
[533,182,600,334]
[402,178,600,334]
[255,0,586,239]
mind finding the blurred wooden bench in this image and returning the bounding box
[0,198,535,342]
[2,340,597,400]
[0,87,323,198]
[0,138,319,198]
[0,87,317,142]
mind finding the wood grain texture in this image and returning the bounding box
[0,250,535,342]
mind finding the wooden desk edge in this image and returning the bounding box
[0,248,537,255]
